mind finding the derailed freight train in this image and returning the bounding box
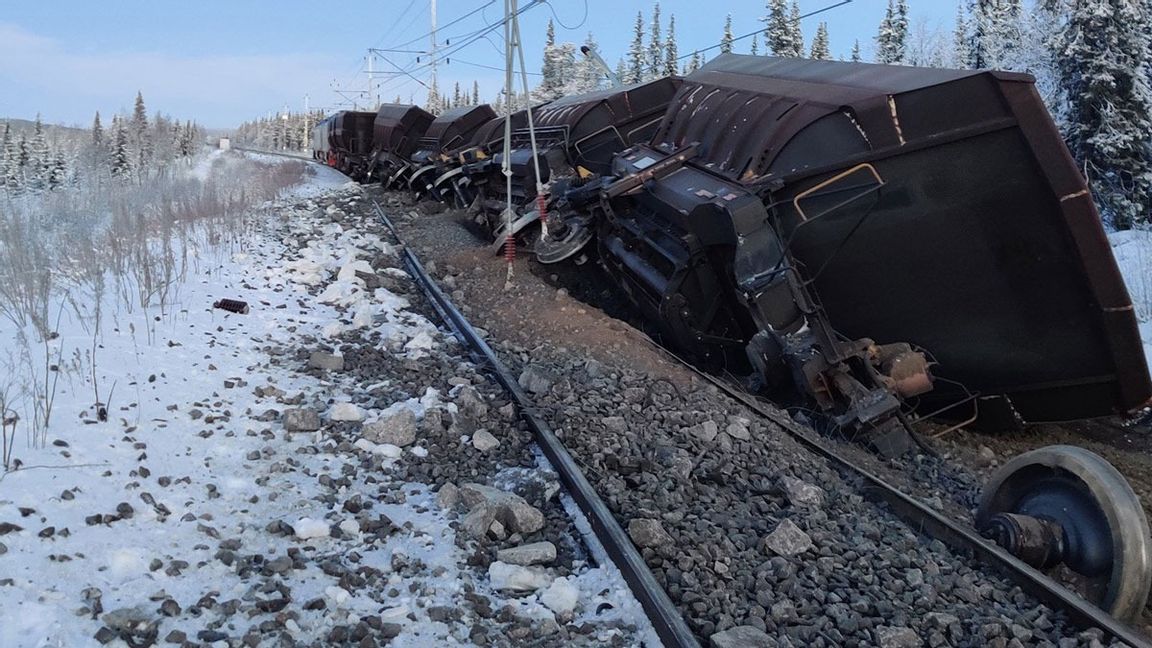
[311,54,1152,619]
[312,55,1152,436]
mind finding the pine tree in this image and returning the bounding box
[751,33,760,56]
[110,116,132,179]
[648,3,663,80]
[48,151,67,190]
[540,19,561,96]
[616,57,628,84]
[720,14,734,54]
[684,50,703,74]
[92,111,103,148]
[452,82,462,108]
[0,122,14,193]
[664,16,679,76]
[537,36,577,101]
[789,1,804,56]
[426,78,443,116]
[765,0,800,57]
[472,81,481,106]
[851,39,862,62]
[1058,0,1152,228]
[970,0,1022,70]
[28,114,49,191]
[131,91,151,177]
[810,23,831,60]
[627,12,646,84]
[876,0,908,64]
[953,3,971,68]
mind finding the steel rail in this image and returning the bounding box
[368,198,700,648]
[231,146,314,161]
[640,340,1151,648]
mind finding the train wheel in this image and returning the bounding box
[976,445,1152,621]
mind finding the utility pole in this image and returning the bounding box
[430,0,438,107]
[366,53,375,109]
[303,94,310,152]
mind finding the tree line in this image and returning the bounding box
[1,92,203,197]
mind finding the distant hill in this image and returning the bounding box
[1,118,93,150]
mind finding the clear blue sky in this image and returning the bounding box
[0,1,956,129]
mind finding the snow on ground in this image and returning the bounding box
[0,154,651,647]
[1110,229,1152,369]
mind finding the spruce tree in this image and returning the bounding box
[0,122,14,193]
[48,151,67,190]
[0,122,9,178]
[810,23,831,60]
[765,0,800,57]
[92,111,104,148]
[789,1,804,56]
[876,0,908,64]
[851,39,862,62]
[472,81,481,106]
[647,3,663,80]
[627,12,646,84]
[1058,0,1152,228]
[685,50,703,74]
[720,14,734,54]
[540,19,561,97]
[131,92,151,177]
[665,16,679,76]
[28,114,49,191]
[426,78,443,116]
[110,116,132,179]
[751,33,759,56]
[953,3,971,68]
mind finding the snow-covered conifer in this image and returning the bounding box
[810,23,831,60]
[92,112,104,148]
[648,3,663,80]
[720,14,734,54]
[1058,0,1152,228]
[28,114,49,191]
[426,78,443,116]
[110,116,132,179]
[751,33,759,56]
[851,39,862,62]
[665,16,679,76]
[627,12,646,83]
[472,81,480,106]
[765,0,800,57]
[789,1,804,56]
[876,0,910,64]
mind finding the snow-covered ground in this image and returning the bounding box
[1110,229,1152,369]
[0,155,652,647]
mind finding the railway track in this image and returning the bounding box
[250,151,1151,646]
[368,196,700,648]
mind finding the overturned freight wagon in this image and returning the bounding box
[311,111,376,180]
[468,77,682,252]
[434,107,538,208]
[368,104,435,188]
[405,104,498,199]
[576,54,1151,434]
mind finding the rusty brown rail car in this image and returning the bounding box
[406,104,498,198]
[586,54,1151,431]
[368,103,434,187]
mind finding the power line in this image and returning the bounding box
[677,0,854,60]
[453,58,543,76]
[371,0,546,97]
